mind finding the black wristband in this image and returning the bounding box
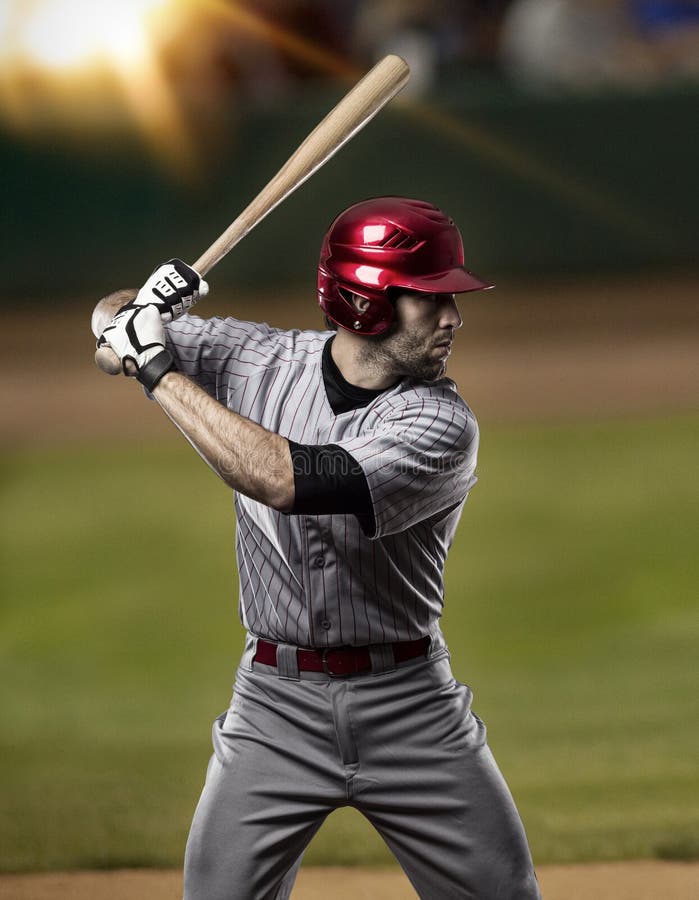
[136,349,175,391]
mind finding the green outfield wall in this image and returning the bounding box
[3,77,698,298]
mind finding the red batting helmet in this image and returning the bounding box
[318,197,492,335]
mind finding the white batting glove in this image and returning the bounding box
[133,259,208,322]
[98,304,174,390]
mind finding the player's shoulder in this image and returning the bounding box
[167,314,330,364]
[374,378,478,448]
[381,376,476,422]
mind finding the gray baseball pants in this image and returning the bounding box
[183,639,540,900]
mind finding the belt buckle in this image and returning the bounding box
[321,647,353,676]
[321,647,367,676]
[321,648,337,677]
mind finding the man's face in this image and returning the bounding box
[364,291,463,382]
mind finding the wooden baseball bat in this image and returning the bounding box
[95,54,410,375]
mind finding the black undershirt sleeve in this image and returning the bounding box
[288,441,375,531]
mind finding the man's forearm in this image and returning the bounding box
[91,281,294,509]
[152,371,295,511]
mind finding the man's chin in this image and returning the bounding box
[409,361,447,382]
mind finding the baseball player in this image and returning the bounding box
[95,197,540,900]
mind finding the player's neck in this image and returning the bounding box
[331,331,399,391]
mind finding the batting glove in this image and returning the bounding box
[98,304,174,390]
[132,258,208,322]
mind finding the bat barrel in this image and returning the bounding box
[193,54,409,276]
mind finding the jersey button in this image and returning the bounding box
[314,556,326,568]
[320,619,332,630]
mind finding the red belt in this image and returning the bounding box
[253,636,430,676]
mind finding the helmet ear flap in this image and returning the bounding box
[321,280,396,335]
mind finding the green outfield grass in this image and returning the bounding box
[1,416,697,872]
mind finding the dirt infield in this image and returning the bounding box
[3,272,698,446]
[0,862,697,900]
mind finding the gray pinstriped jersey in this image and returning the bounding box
[164,314,479,650]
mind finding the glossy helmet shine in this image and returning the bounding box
[318,197,492,335]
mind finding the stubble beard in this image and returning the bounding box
[358,326,449,383]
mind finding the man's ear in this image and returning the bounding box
[351,293,370,314]
[340,288,370,314]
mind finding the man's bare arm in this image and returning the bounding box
[153,371,295,512]
[91,277,293,510]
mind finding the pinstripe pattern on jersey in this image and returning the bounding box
[165,314,478,649]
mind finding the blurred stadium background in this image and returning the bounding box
[1,0,698,888]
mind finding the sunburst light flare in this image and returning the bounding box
[7,0,170,71]
[0,0,198,173]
